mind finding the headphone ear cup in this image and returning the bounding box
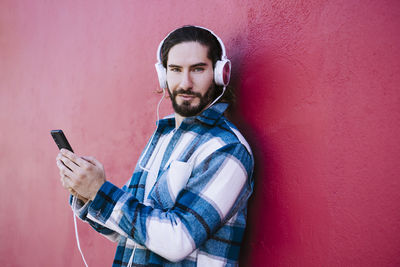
[155,62,167,89]
[214,59,231,86]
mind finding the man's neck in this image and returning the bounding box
[173,101,216,129]
[174,113,185,129]
[174,102,215,129]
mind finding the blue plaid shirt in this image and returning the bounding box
[72,103,254,266]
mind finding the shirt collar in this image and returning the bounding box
[193,102,229,126]
[158,103,229,128]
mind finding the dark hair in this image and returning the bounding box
[160,25,235,106]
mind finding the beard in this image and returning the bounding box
[168,84,216,117]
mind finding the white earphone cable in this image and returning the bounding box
[205,86,226,110]
[127,245,137,267]
[72,196,89,267]
[139,88,166,172]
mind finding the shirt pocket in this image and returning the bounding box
[150,160,193,209]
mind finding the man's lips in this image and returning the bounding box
[178,94,196,101]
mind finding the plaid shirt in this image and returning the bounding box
[72,103,254,266]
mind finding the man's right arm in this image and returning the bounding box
[82,142,254,262]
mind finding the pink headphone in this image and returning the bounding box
[155,26,231,89]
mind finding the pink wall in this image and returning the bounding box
[1,1,399,266]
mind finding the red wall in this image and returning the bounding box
[1,1,399,266]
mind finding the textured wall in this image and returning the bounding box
[0,1,399,266]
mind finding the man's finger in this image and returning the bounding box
[81,156,95,165]
[61,149,91,168]
[59,150,81,168]
[57,160,76,182]
[81,156,102,167]
[59,156,80,173]
[60,175,73,189]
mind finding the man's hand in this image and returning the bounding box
[56,149,106,201]
[68,188,89,203]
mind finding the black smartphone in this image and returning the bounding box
[51,130,74,152]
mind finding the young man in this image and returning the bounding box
[56,26,254,266]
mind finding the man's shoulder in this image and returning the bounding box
[187,119,254,175]
[197,117,252,157]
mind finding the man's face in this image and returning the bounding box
[166,41,215,117]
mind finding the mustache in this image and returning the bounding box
[173,89,202,98]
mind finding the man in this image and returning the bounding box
[56,26,254,266]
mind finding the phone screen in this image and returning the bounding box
[51,130,74,152]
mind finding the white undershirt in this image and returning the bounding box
[144,130,175,201]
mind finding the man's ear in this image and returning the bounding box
[155,62,167,89]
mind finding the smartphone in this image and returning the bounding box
[51,129,74,152]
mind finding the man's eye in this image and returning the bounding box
[169,68,180,72]
[192,67,204,72]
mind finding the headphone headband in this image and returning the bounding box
[155,25,231,89]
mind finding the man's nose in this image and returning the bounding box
[179,71,193,89]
